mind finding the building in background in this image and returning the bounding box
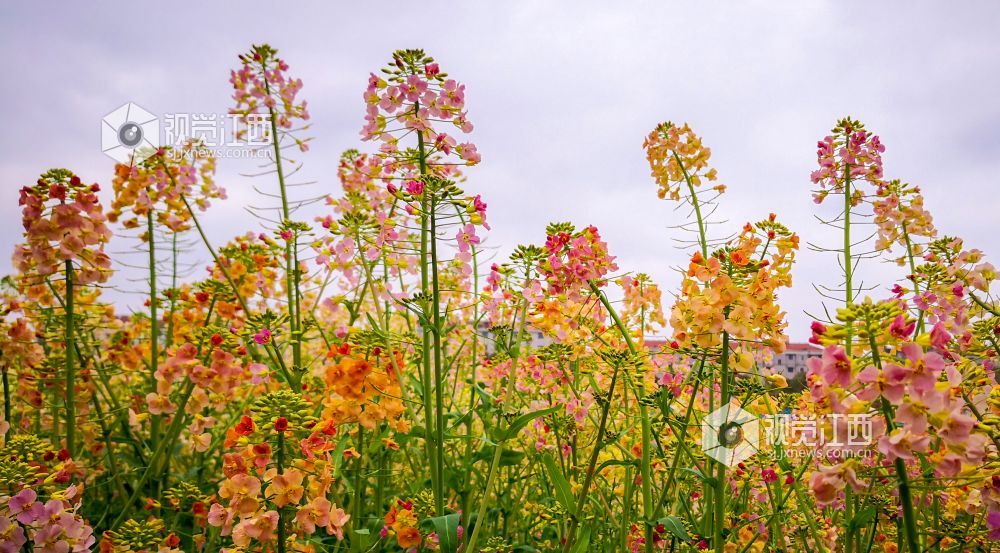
[759,343,822,379]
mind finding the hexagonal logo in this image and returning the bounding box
[701,400,761,467]
[101,102,160,163]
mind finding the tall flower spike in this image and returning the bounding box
[109,141,224,234]
[810,116,884,204]
[231,44,311,152]
[13,169,112,287]
[872,179,936,261]
[539,223,618,301]
[643,122,723,201]
[361,49,479,182]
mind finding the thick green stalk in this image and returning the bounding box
[842,161,856,553]
[673,151,709,258]
[165,231,179,348]
[147,210,161,448]
[429,193,446,515]
[413,109,444,513]
[110,379,195,528]
[843,165,854,355]
[866,323,919,553]
[713,331,730,553]
[264,82,302,375]
[64,260,76,456]
[901,224,925,334]
[2,367,10,441]
[353,424,365,539]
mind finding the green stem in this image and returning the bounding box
[901,225,925,334]
[562,281,634,553]
[673,151,709,257]
[714,331,730,553]
[2,367,10,440]
[64,259,76,456]
[413,105,444,513]
[264,78,302,375]
[147,210,161,448]
[593,282,655,552]
[429,192,446,515]
[866,322,919,553]
[844,164,854,356]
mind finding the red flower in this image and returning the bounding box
[235,415,255,436]
[275,417,289,432]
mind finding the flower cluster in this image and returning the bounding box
[361,49,479,180]
[108,143,223,234]
[230,43,310,150]
[670,215,798,352]
[210,390,350,548]
[810,116,884,203]
[323,349,408,432]
[13,169,112,287]
[643,121,724,201]
[538,223,619,301]
[1,488,95,552]
[382,498,423,549]
[872,179,936,260]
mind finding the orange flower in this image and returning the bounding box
[397,526,421,548]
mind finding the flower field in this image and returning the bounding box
[1,44,998,552]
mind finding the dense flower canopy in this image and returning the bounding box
[1,45,997,553]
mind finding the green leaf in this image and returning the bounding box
[570,523,592,553]
[849,507,877,531]
[541,453,575,513]
[493,406,559,442]
[473,446,527,467]
[680,467,717,487]
[424,512,461,553]
[656,516,690,541]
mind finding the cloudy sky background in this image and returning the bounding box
[1,2,998,341]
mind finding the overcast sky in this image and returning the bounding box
[2,2,998,341]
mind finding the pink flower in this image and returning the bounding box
[249,362,270,384]
[807,345,852,388]
[236,510,279,546]
[457,142,481,164]
[901,342,944,395]
[253,328,272,345]
[456,224,480,253]
[761,468,778,484]
[889,314,915,339]
[296,496,332,535]
[8,488,41,524]
[930,321,952,350]
[404,180,424,196]
[328,506,351,540]
[0,516,27,553]
[809,462,866,506]
[878,428,930,461]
